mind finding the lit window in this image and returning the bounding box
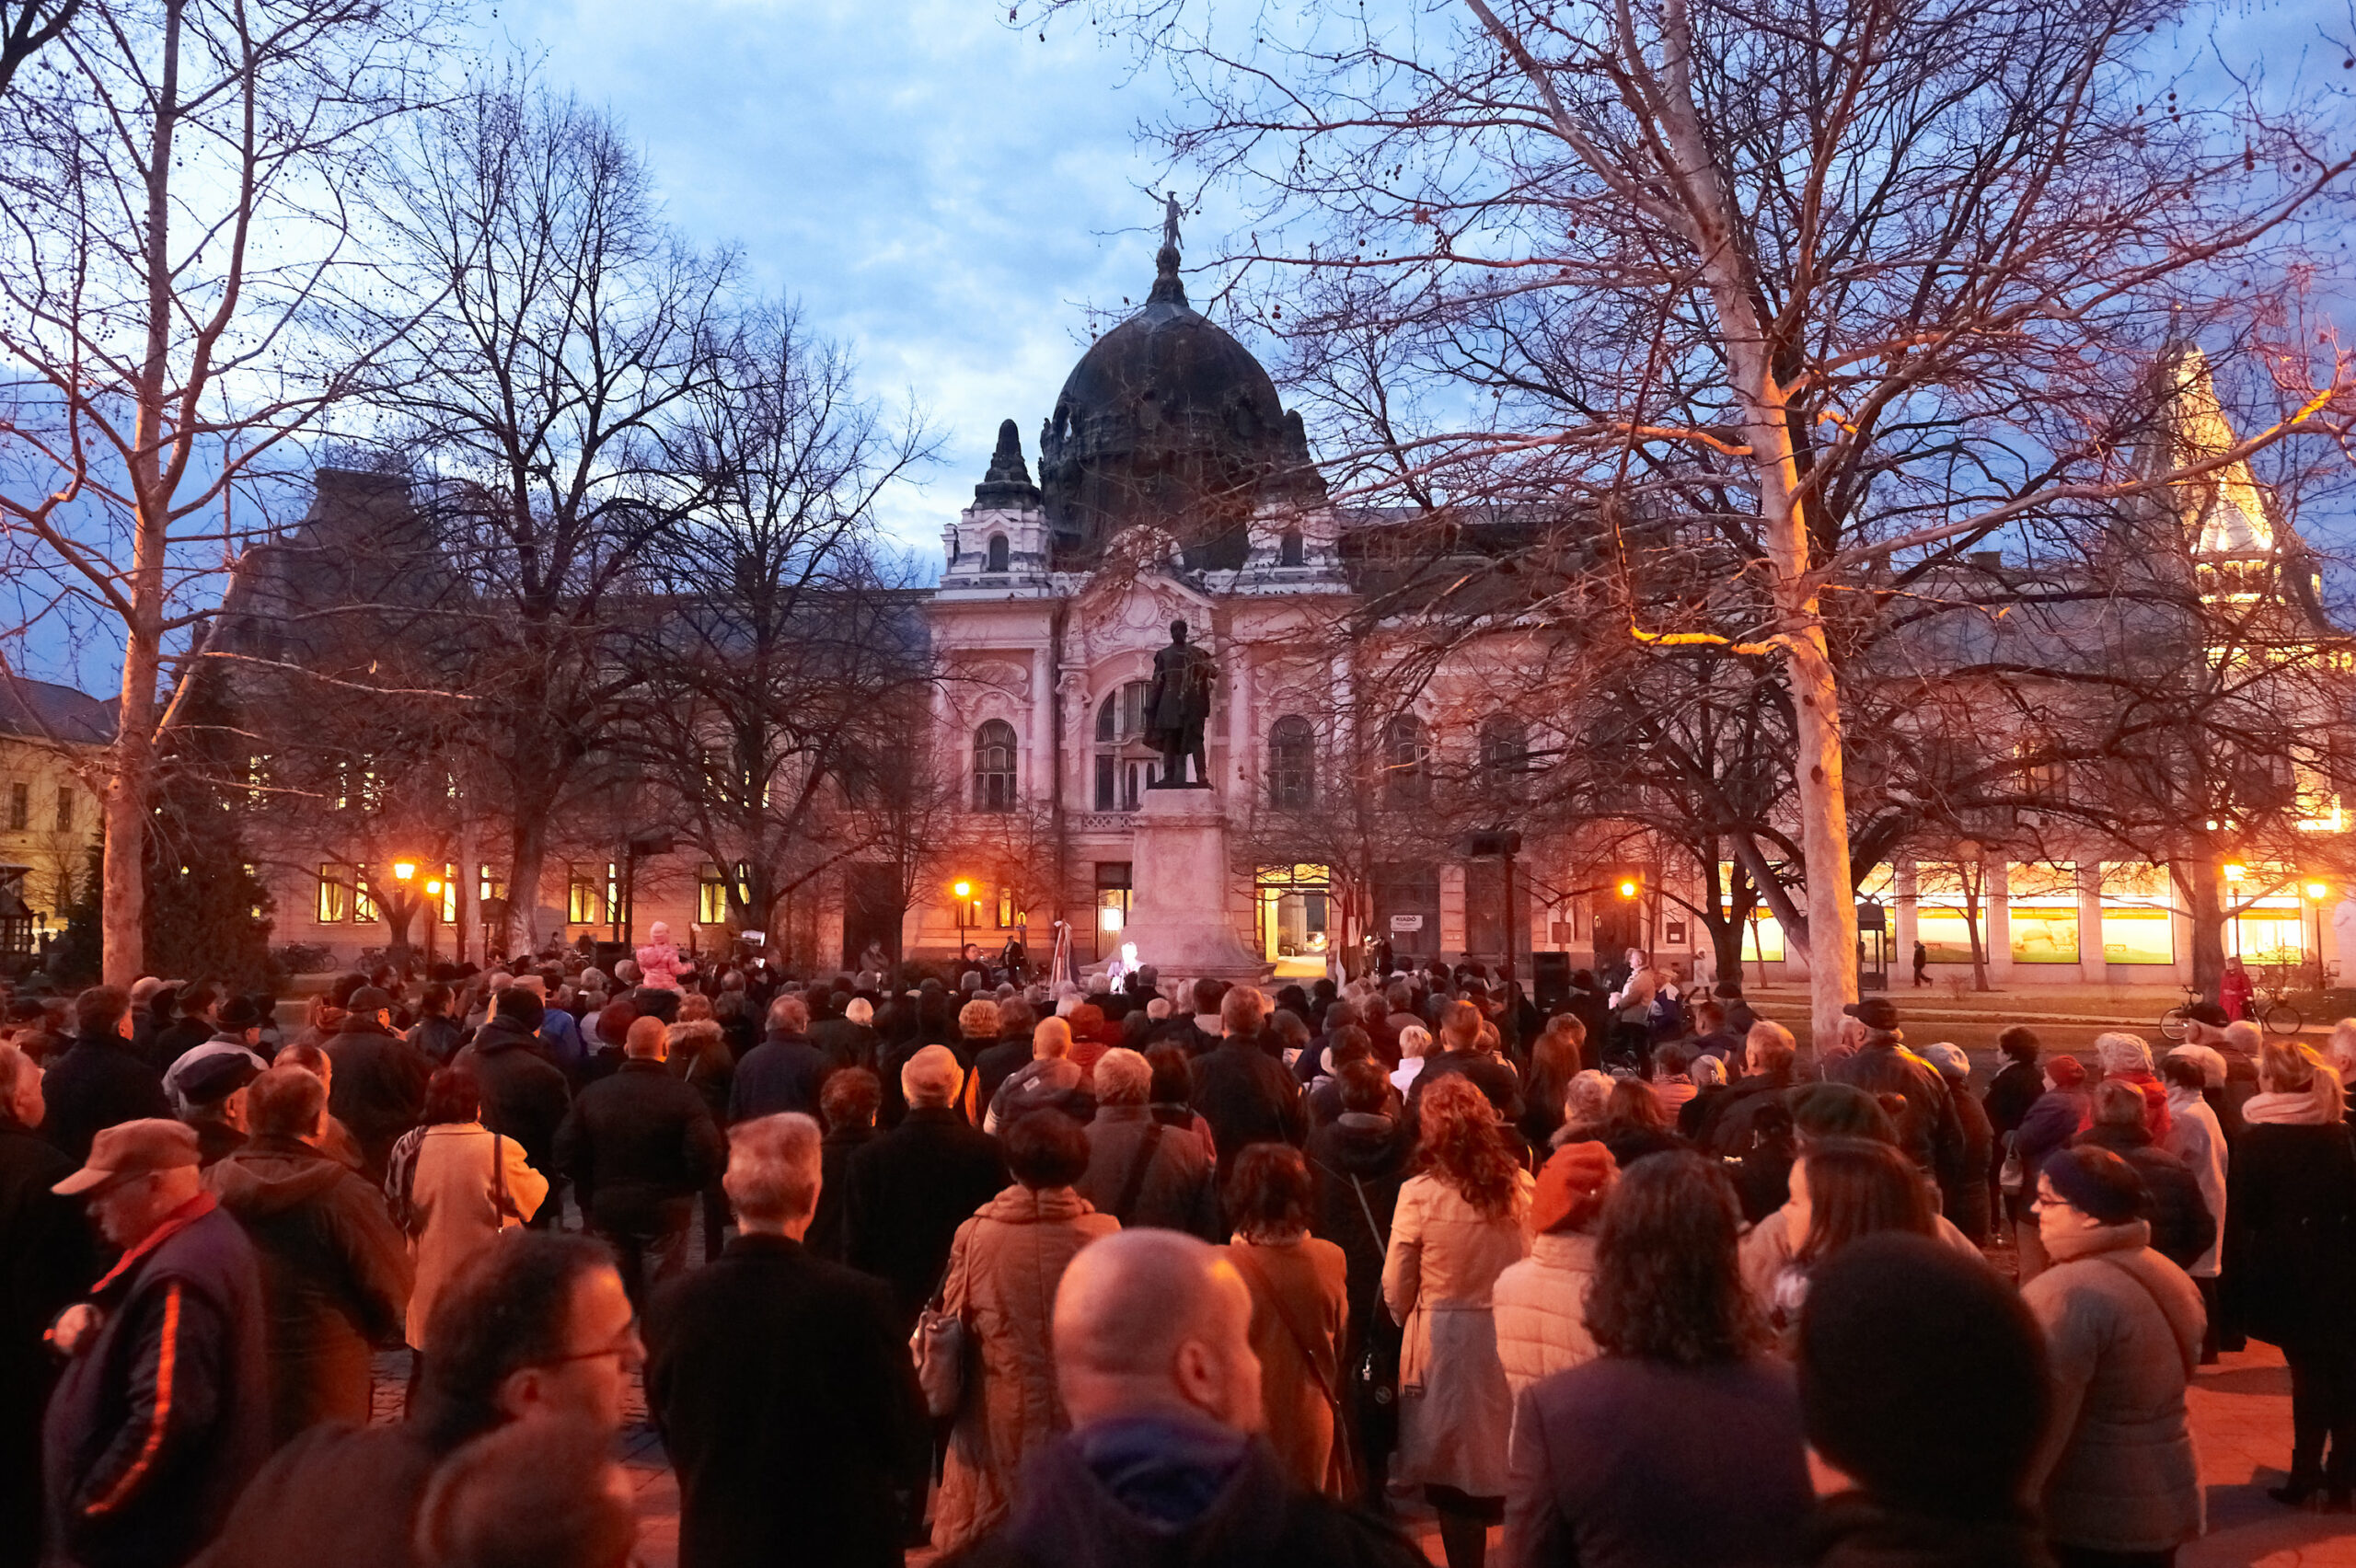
[317,863,352,924]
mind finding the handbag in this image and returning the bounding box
[909,1257,967,1419]
[1996,1132,2026,1198]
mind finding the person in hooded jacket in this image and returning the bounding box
[203,1066,412,1444]
[2010,1055,2094,1283]
[453,989,571,1216]
[323,986,434,1186]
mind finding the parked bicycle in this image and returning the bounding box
[2165,979,2304,1039]
[2159,986,2201,1042]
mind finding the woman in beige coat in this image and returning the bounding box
[1384,1074,1533,1568]
[384,1066,549,1359]
[1219,1143,1349,1494]
[931,1109,1119,1553]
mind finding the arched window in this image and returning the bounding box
[1380,714,1427,808]
[1479,715,1530,797]
[985,533,1010,572]
[1269,715,1314,809]
[973,720,1018,812]
[1277,528,1305,567]
[1093,681,1156,811]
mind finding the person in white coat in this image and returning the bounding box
[1492,1141,1615,1418]
[2162,1046,2229,1364]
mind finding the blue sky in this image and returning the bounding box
[480,0,1202,559]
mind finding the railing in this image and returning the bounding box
[1068,812,1138,834]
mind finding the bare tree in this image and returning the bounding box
[0,0,454,983]
[0,0,77,98]
[1039,0,2356,1040]
[368,75,734,953]
[618,306,934,941]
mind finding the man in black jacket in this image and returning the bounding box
[1303,1060,1411,1510]
[40,987,169,1165]
[321,986,433,1185]
[1827,1000,1965,1192]
[0,1043,95,1568]
[842,1043,1008,1335]
[647,1112,929,1568]
[555,1017,725,1309]
[941,1227,1424,1568]
[1188,986,1309,1183]
[729,994,831,1122]
[455,989,572,1214]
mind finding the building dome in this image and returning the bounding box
[1038,231,1318,568]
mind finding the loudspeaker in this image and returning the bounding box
[1533,950,1573,1014]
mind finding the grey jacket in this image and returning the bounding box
[1074,1103,1222,1240]
[2023,1220,2205,1553]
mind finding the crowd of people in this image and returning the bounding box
[1,942,2352,1568]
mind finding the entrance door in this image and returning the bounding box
[1591,898,1647,973]
[841,864,902,968]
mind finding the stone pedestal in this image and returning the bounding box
[1118,786,1268,982]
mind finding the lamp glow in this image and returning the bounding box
[392,860,417,882]
[952,880,972,900]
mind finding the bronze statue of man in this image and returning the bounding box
[1145,619,1216,789]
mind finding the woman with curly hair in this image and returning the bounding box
[1383,1073,1533,1568]
[1506,1152,1810,1568]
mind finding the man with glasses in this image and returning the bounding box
[201,1228,641,1568]
[41,1119,269,1568]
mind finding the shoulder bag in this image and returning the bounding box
[909,1253,968,1419]
[1229,1242,1360,1498]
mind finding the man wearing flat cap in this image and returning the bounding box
[322,986,433,1185]
[160,997,270,1113]
[175,1052,260,1169]
[42,1119,270,1568]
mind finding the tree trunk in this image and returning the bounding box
[507,808,549,958]
[2185,858,2225,1003]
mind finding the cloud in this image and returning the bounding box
[485,0,1202,559]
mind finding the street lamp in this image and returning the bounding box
[953,879,973,957]
[2306,881,2332,990]
[423,879,443,968]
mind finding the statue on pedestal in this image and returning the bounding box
[1146,619,1216,789]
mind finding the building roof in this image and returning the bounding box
[1035,222,1321,570]
[0,677,113,746]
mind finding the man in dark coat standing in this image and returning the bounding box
[202,1066,412,1444]
[42,1120,270,1568]
[0,1044,96,1568]
[729,993,832,1121]
[1187,986,1308,1182]
[41,987,169,1166]
[843,1044,1008,1334]
[555,1017,725,1309]
[455,988,572,1205]
[1827,999,1965,1191]
[647,1113,930,1568]
[321,986,433,1185]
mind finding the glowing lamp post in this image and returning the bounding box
[953,880,973,956]
[2306,881,2332,990]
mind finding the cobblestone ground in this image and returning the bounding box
[370,1335,2343,1567]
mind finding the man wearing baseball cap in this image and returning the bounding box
[42,1118,268,1568]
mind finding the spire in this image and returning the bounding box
[973,418,1042,509]
[1149,191,1188,306]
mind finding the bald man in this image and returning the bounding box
[942,1229,1424,1568]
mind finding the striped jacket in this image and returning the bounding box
[41,1193,270,1568]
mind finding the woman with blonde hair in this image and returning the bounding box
[1383,1073,1533,1568]
[2225,1037,2356,1506]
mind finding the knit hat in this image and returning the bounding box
[2165,1043,2227,1090]
[1530,1141,1619,1234]
[1800,1233,2050,1519]
[2044,1054,2087,1090]
[1918,1042,1969,1081]
[2041,1144,2149,1224]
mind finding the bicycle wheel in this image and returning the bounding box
[2264,1001,2303,1036]
[2159,1007,2192,1042]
